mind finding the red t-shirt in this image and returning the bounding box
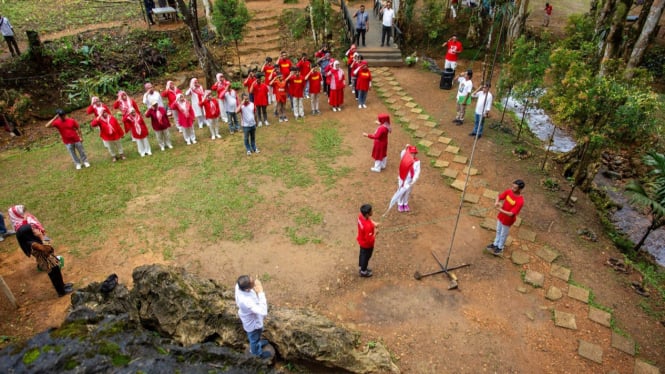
[308,72,322,94]
[278,58,293,78]
[444,40,463,62]
[497,189,524,226]
[273,80,287,103]
[51,118,81,144]
[289,75,305,98]
[356,213,375,248]
[252,83,270,106]
[297,59,311,77]
[356,69,372,91]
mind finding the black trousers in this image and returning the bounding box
[4,36,20,56]
[355,28,367,46]
[381,26,392,46]
[358,247,374,271]
[47,266,66,295]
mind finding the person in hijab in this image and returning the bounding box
[113,91,140,117]
[363,113,391,172]
[144,99,173,151]
[85,96,111,118]
[123,108,152,157]
[8,205,73,297]
[171,93,197,145]
[326,60,345,112]
[161,80,182,132]
[186,78,206,129]
[91,111,126,162]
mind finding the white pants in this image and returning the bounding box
[196,115,205,128]
[373,157,387,170]
[310,93,320,112]
[102,140,124,157]
[171,108,182,131]
[182,127,196,143]
[293,97,304,117]
[134,137,151,156]
[155,129,172,149]
[397,180,414,205]
[207,118,221,137]
[444,59,457,70]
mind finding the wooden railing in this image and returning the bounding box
[340,0,355,43]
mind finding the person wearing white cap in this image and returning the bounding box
[142,82,164,109]
[144,99,173,151]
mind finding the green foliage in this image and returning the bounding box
[282,9,309,40]
[155,37,176,54]
[310,0,333,43]
[22,348,41,365]
[213,0,252,46]
[284,0,299,3]
[65,71,126,106]
[420,0,446,43]
[499,36,549,98]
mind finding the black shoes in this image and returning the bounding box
[59,283,74,297]
[359,270,373,277]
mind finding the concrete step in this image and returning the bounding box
[364,59,404,67]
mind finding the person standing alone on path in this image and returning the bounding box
[487,180,525,256]
[235,275,272,359]
[543,3,553,27]
[380,2,394,47]
[469,83,493,138]
[237,94,259,155]
[353,4,369,47]
[0,13,20,57]
[45,109,90,170]
[357,204,378,277]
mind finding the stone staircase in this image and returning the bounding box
[357,47,403,67]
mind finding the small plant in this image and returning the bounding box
[367,341,377,349]
[155,37,175,54]
[541,177,560,191]
[284,0,298,3]
[404,54,418,66]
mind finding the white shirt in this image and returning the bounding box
[143,91,164,108]
[223,90,238,113]
[235,284,268,332]
[382,8,394,27]
[240,102,256,127]
[456,77,473,99]
[0,17,14,37]
[473,91,493,115]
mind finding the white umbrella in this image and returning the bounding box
[382,184,409,217]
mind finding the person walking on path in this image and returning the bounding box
[91,111,126,162]
[9,205,73,297]
[397,144,421,212]
[442,35,463,70]
[543,3,553,27]
[123,108,152,157]
[237,94,260,155]
[45,109,90,170]
[454,70,473,125]
[353,4,370,47]
[0,13,20,57]
[171,93,197,145]
[363,113,391,172]
[235,275,272,359]
[379,1,395,47]
[357,204,379,277]
[487,180,525,256]
[469,83,493,138]
[144,100,173,151]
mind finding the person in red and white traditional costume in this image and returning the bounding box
[113,91,140,117]
[211,73,230,124]
[161,80,182,132]
[45,109,90,169]
[202,90,222,139]
[186,78,206,128]
[90,110,125,162]
[144,99,173,151]
[123,108,151,157]
[327,60,345,112]
[354,61,372,109]
[171,93,197,145]
[286,68,305,120]
[250,75,270,126]
[304,66,322,115]
[86,96,111,118]
[345,44,357,85]
[397,144,421,212]
[363,113,391,172]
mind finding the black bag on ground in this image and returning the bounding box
[440,68,455,90]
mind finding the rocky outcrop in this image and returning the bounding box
[0,264,399,374]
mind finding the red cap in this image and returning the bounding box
[377,113,390,123]
[408,145,418,154]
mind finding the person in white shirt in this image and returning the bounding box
[380,2,395,47]
[142,82,164,109]
[235,275,272,359]
[0,14,20,57]
[470,83,493,138]
[454,70,473,125]
[237,94,260,155]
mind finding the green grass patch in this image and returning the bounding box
[307,124,353,186]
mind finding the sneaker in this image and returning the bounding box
[264,121,270,126]
[492,247,504,256]
[359,270,373,278]
[370,167,381,172]
[216,134,222,139]
[212,136,216,140]
[403,204,411,212]
[75,163,82,170]
[486,243,497,251]
[362,104,367,108]
[120,154,126,160]
[359,104,362,109]
[397,205,404,212]
[332,107,337,112]
[160,146,165,151]
[167,144,174,149]
[0,236,4,242]
[255,148,260,154]
[186,140,192,145]
[192,139,197,144]
[258,122,263,127]
[147,152,152,156]
[337,107,342,111]
[247,150,252,156]
[83,162,91,168]
[140,153,146,158]
[112,156,118,162]
[279,118,284,123]
[284,117,289,122]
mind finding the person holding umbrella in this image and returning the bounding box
[397,144,421,212]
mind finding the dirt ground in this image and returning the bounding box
[1,2,664,373]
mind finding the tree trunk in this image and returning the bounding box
[633,223,654,251]
[506,0,530,52]
[466,7,482,46]
[176,0,222,88]
[26,31,52,67]
[624,0,665,78]
[201,0,218,35]
[599,0,631,75]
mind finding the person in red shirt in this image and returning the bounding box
[86,96,111,119]
[171,93,197,145]
[442,35,463,71]
[286,68,306,120]
[305,66,322,115]
[202,90,223,139]
[327,60,345,111]
[45,109,90,169]
[543,3,553,27]
[269,73,288,123]
[250,75,271,126]
[296,53,312,98]
[261,57,277,104]
[144,100,173,151]
[123,108,151,157]
[356,204,378,277]
[354,61,372,108]
[90,111,125,162]
[277,51,293,79]
[363,113,391,172]
[243,72,257,102]
[161,80,182,132]
[487,179,525,256]
[349,52,362,98]
[345,44,357,85]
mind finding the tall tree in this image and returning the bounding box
[213,0,251,70]
[625,0,665,78]
[505,0,529,51]
[175,0,222,87]
[625,152,665,252]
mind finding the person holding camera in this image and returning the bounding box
[235,275,272,359]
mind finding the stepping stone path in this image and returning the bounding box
[371,68,659,372]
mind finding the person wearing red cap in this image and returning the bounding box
[363,113,391,172]
[397,144,421,212]
[356,203,379,277]
[354,61,372,109]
